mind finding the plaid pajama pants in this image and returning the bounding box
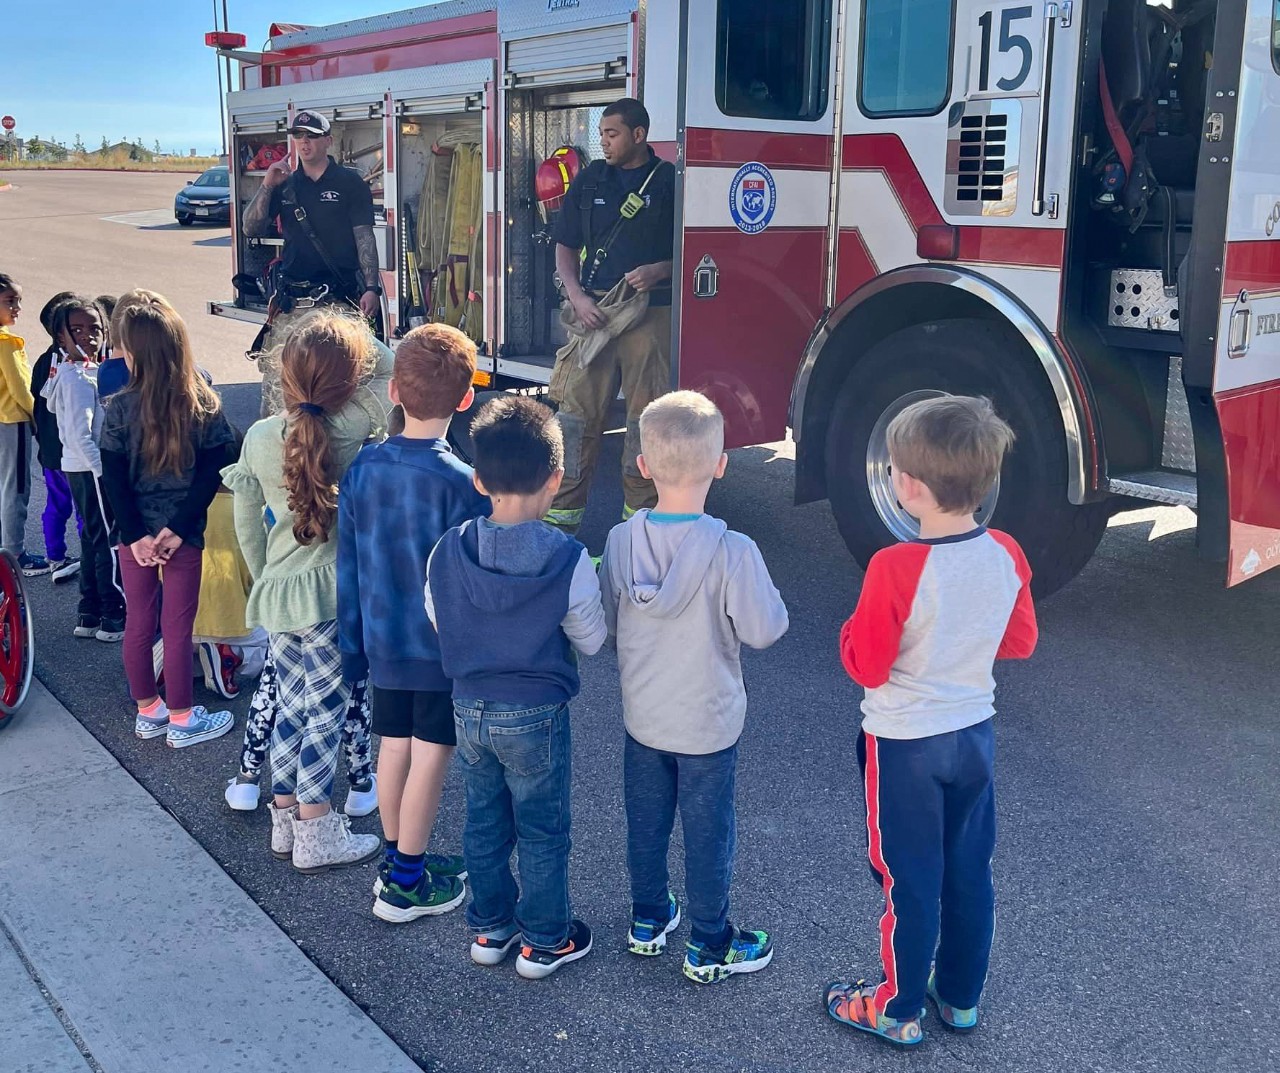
[268,621,353,805]
[240,650,372,786]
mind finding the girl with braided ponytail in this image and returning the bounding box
[222,309,390,873]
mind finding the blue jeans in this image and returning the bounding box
[453,699,573,950]
[624,733,737,948]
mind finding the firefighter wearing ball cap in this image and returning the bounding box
[241,110,385,416]
[546,97,675,534]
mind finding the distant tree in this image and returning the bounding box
[74,134,87,154]
[153,139,161,155]
[99,135,109,151]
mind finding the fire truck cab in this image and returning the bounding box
[210,0,1280,593]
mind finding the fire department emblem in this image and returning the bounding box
[729,162,776,235]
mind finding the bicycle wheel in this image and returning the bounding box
[0,549,35,720]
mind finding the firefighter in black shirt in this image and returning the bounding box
[547,97,675,533]
[242,110,382,415]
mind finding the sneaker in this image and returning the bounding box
[825,980,924,1047]
[516,919,593,980]
[269,800,298,860]
[18,553,50,577]
[225,776,261,812]
[134,701,171,739]
[373,860,389,896]
[50,556,80,583]
[292,810,381,875]
[73,614,100,639]
[96,616,126,643]
[926,968,979,1031]
[628,893,681,956]
[424,852,467,881]
[683,924,774,984]
[198,641,241,699]
[470,924,521,967]
[372,870,466,923]
[165,706,234,749]
[343,774,379,818]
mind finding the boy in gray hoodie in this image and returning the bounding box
[600,390,788,984]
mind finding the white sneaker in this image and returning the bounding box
[269,800,298,860]
[292,810,381,875]
[225,776,261,812]
[343,773,378,817]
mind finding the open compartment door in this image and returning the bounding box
[1207,0,1280,584]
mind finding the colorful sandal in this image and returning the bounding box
[926,969,979,1031]
[825,980,924,1046]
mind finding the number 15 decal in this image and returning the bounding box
[973,4,1037,95]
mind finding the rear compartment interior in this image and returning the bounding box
[232,115,385,314]
[394,113,484,345]
[501,87,617,368]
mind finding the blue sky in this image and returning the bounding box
[6,1,442,154]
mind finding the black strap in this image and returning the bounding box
[278,176,352,291]
[582,158,670,289]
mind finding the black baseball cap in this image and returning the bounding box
[289,110,330,136]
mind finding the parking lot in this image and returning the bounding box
[3,170,1278,1073]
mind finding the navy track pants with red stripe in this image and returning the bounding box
[863,720,996,1020]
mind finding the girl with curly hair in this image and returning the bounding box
[223,309,389,873]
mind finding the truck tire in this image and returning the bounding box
[824,318,1109,597]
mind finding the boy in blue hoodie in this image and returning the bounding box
[338,324,488,922]
[426,396,606,979]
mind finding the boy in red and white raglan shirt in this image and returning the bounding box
[825,395,1037,1049]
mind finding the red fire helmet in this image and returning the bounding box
[535,146,584,222]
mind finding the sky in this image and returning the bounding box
[6,1,445,155]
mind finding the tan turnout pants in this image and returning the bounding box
[546,305,673,533]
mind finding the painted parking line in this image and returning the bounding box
[101,208,175,227]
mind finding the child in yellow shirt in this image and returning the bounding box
[0,273,50,575]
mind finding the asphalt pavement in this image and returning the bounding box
[2,171,1278,1073]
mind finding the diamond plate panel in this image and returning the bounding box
[1108,269,1179,332]
[1162,355,1197,473]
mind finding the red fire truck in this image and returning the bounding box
[209,0,1280,594]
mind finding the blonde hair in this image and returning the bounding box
[886,395,1015,513]
[112,290,222,477]
[638,390,725,485]
[279,310,376,546]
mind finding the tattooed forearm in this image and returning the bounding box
[354,225,379,291]
[242,183,274,238]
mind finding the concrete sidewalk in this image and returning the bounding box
[0,682,421,1073]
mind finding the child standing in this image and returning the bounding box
[0,274,50,576]
[100,290,236,746]
[31,291,83,582]
[41,299,127,640]
[339,323,489,923]
[824,396,1037,1047]
[599,390,789,983]
[426,397,606,978]
[222,310,386,873]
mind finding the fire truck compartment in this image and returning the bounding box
[1063,0,1219,493]
[500,87,617,375]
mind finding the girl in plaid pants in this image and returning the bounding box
[223,311,390,874]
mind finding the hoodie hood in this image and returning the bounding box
[617,511,728,620]
[455,517,580,614]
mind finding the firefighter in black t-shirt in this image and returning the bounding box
[242,110,382,415]
[547,97,675,533]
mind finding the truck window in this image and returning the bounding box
[859,0,955,117]
[716,0,833,122]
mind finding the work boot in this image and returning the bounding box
[268,801,298,861]
[291,809,381,875]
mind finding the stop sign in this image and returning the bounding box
[1,117,14,132]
